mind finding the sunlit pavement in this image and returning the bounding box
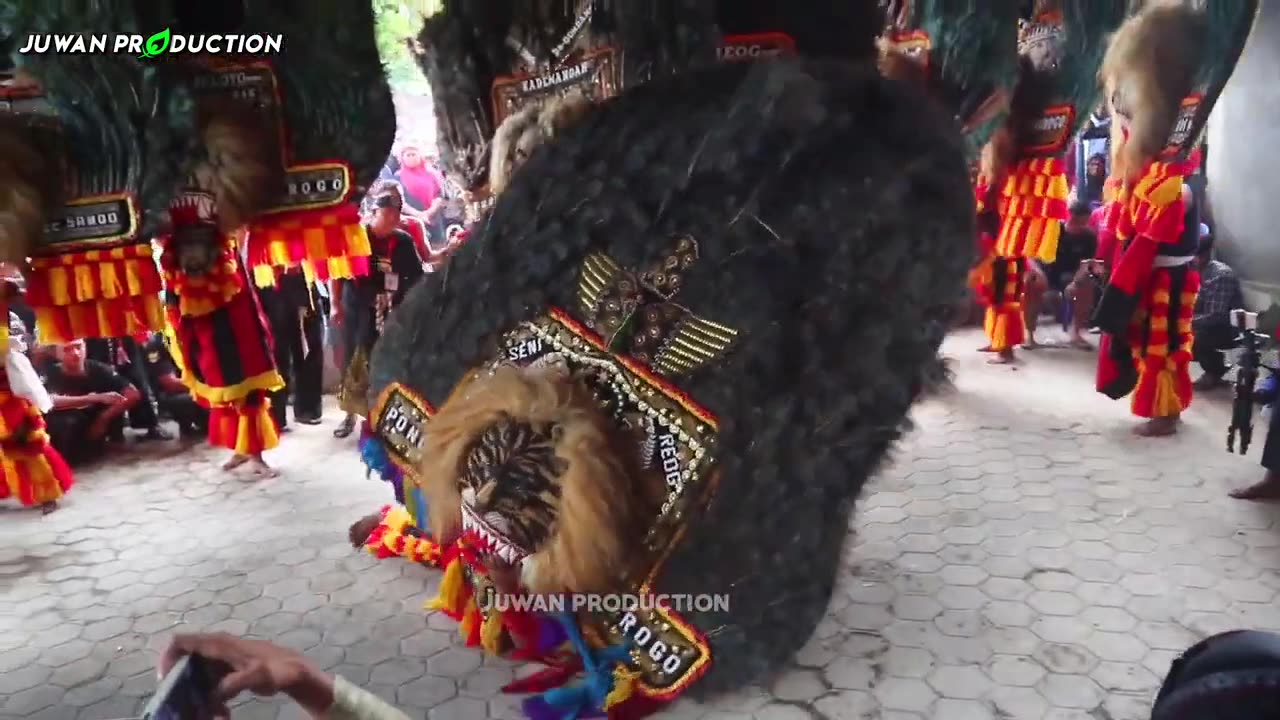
[3,326,1280,720]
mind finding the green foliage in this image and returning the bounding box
[373,0,434,93]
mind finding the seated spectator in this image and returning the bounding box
[140,333,208,439]
[1192,234,1245,390]
[43,339,140,464]
[86,335,171,440]
[1023,201,1097,348]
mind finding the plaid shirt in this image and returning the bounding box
[1194,260,1244,325]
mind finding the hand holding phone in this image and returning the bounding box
[142,653,226,720]
[154,633,335,719]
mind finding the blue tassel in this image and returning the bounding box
[522,613,631,719]
[358,432,404,500]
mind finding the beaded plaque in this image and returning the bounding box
[480,237,735,695]
[371,383,435,474]
[490,308,717,694]
[489,47,620,127]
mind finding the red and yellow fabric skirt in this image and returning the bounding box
[0,391,73,507]
[166,275,284,454]
[980,256,1027,352]
[1098,263,1200,418]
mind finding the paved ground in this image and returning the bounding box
[4,326,1280,720]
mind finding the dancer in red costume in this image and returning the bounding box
[160,191,284,475]
[1093,0,1257,436]
[0,313,73,513]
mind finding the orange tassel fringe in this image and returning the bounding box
[981,257,1026,352]
[1128,268,1199,418]
[0,391,74,507]
[26,244,165,343]
[207,396,280,454]
[245,203,371,285]
[994,157,1069,262]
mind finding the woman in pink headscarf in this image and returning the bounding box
[393,142,443,216]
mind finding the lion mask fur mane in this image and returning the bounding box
[420,364,664,595]
[1099,0,1205,182]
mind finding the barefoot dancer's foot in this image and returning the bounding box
[222,454,251,471]
[1068,335,1093,350]
[1133,415,1178,437]
[248,454,280,478]
[349,512,382,548]
[987,349,1015,365]
[1231,472,1280,500]
[978,345,995,352]
[1023,336,1040,350]
[41,501,57,515]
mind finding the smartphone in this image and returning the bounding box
[141,654,225,720]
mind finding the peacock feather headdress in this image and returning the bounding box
[415,0,720,223]
[879,0,1022,161]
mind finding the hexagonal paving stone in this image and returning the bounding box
[933,698,996,720]
[427,648,484,679]
[398,675,458,708]
[813,690,878,720]
[50,655,109,688]
[770,668,827,702]
[874,677,937,713]
[428,696,488,719]
[1038,674,1104,709]
[81,616,131,642]
[1084,631,1150,663]
[2,685,64,715]
[926,665,991,700]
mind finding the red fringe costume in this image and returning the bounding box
[1094,154,1201,417]
[25,242,167,344]
[978,153,1070,354]
[160,192,284,454]
[0,387,74,508]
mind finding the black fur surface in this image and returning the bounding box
[137,0,396,198]
[416,0,719,193]
[5,0,198,238]
[372,59,973,691]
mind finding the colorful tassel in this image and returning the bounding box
[503,662,585,695]
[427,554,470,619]
[358,424,405,501]
[481,608,506,654]
[363,505,442,565]
[520,613,633,720]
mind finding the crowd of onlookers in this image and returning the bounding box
[0,141,462,472]
[3,284,205,467]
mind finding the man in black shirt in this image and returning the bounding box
[259,264,325,430]
[85,336,170,440]
[331,193,425,437]
[138,333,209,438]
[1023,201,1097,348]
[43,339,141,464]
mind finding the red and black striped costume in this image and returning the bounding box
[160,192,284,454]
[1094,155,1201,418]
